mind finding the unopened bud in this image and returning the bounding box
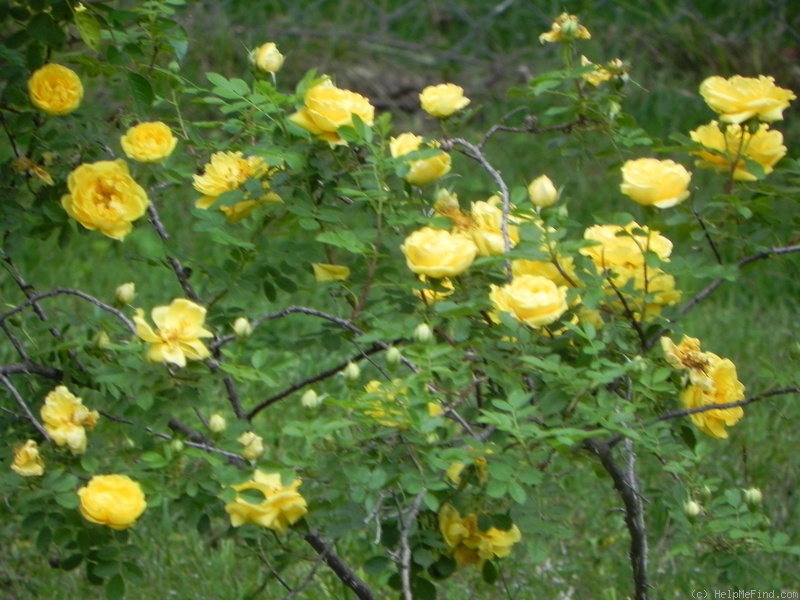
[250,42,284,74]
[238,431,265,461]
[115,282,136,304]
[233,317,253,338]
[683,500,701,519]
[208,413,227,433]
[170,439,184,453]
[93,330,111,349]
[527,175,558,208]
[301,389,322,408]
[414,323,433,344]
[743,487,763,507]
[386,346,402,367]
[343,361,361,381]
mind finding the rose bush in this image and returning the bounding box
[2,5,799,599]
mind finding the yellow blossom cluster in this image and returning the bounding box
[581,222,680,317]
[41,386,99,454]
[225,471,308,535]
[438,504,521,568]
[662,336,745,439]
[193,151,282,222]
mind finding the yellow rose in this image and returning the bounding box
[120,121,178,163]
[27,63,83,116]
[389,133,451,186]
[680,354,745,439]
[78,474,147,529]
[699,75,795,123]
[661,335,717,391]
[469,197,520,256]
[581,222,672,271]
[419,83,470,118]
[193,151,268,197]
[539,13,591,43]
[512,257,576,288]
[608,265,681,317]
[225,471,308,534]
[237,431,265,461]
[61,159,149,241]
[620,158,691,209]
[193,151,281,221]
[490,275,569,328]
[690,121,787,181]
[40,386,99,454]
[401,227,478,278]
[312,262,351,282]
[250,42,284,74]
[289,80,375,146]
[11,440,44,477]
[134,298,213,367]
[527,174,558,207]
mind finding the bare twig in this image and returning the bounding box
[651,386,800,425]
[247,343,387,420]
[303,530,376,600]
[443,137,512,280]
[690,203,722,265]
[0,288,136,334]
[0,362,63,380]
[0,374,51,441]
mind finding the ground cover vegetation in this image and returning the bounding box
[2,1,800,599]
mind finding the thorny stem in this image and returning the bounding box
[443,137,512,280]
[303,530,376,600]
[585,438,649,600]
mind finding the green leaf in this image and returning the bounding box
[363,555,392,575]
[105,573,125,600]
[315,230,368,254]
[75,13,102,51]
[127,72,154,112]
[482,559,498,584]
